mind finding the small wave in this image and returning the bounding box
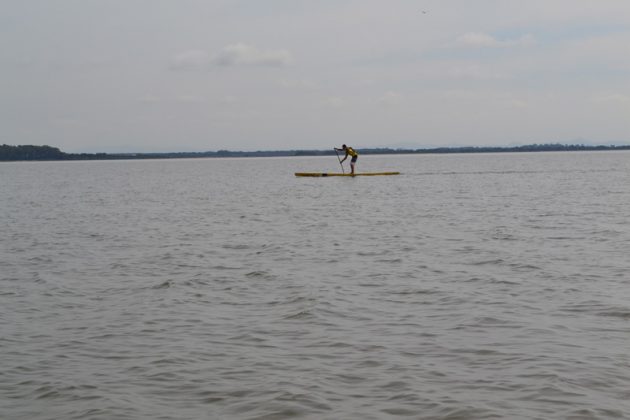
[381,380,410,391]
[282,310,314,320]
[196,390,225,404]
[267,295,315,306]
[388,289,436,295]
[145,372,179,381]
[357,251,380,256]
[222,244,250,250]
[492,234,518,241]
[358,282,385,288]
[311,340,353,349]
[150,357,192,366]
[211,265,242,270]
[245,270,276,280]
[453,347,503,356]
[492,279,521,285]
[546,236,586,240]
[32,384,100,400]
[464,276,485,283]
[356,359,381,368]
[245,270,266,277]
[463,276,519,285]
[228,333,267,343]
[333,373,365,384]
[470,258,505,266]
[597,310,630,320]
[152,280,174,289]
[381,407,418,416]
[461,316,520,327]
[559,302,630,319]
[509,263,541,271]
[240,406,307,419]
[35,389,61,400]
[27,256,54,263]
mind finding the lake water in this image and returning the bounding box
[1,152,630,419]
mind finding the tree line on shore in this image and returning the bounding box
[1,143,629,161]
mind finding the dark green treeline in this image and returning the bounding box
[1,143,629,162]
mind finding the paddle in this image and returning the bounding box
[334,148,345,174]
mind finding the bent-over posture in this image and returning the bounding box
[335,144,358,175]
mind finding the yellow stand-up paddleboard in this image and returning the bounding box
[295,172,400,177]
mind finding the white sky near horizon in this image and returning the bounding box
[1,0,630,153]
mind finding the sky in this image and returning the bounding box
[2,0,630,153]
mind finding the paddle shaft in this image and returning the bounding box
[334,149,345,174]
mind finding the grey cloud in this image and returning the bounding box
[456,32,536,48]
[213,43,293,67]
[170,44,292,71]
[169,50,211,71]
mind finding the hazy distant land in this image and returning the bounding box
[1,143,629,162]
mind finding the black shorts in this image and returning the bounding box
[351,156,358,163]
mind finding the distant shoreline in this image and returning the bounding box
[1,143,630,162]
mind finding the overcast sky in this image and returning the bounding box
[2,0,630,152]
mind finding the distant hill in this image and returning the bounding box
[1,143,629,161]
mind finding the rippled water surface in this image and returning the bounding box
[2,152,630,419]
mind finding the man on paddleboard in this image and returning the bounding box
[335,144,358,175]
